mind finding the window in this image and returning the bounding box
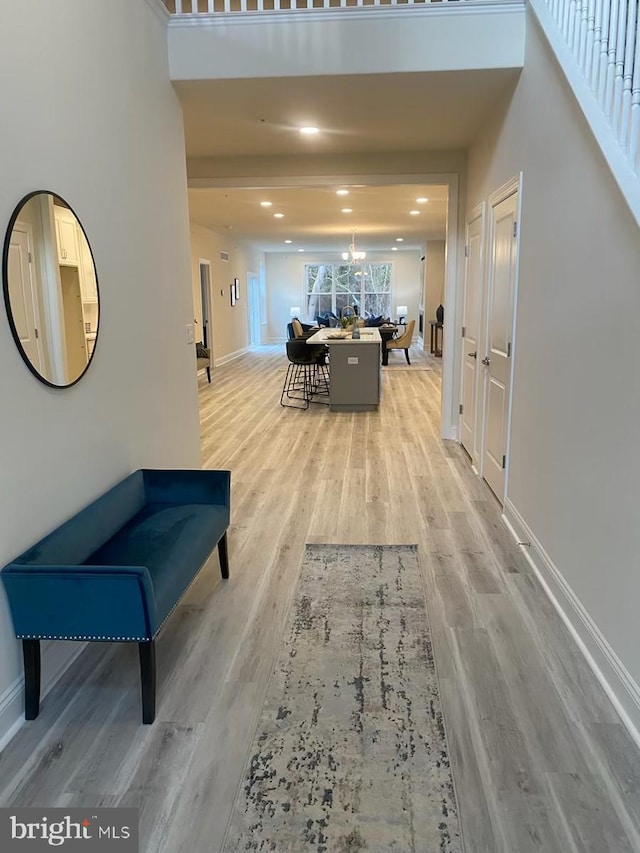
[305,263,392,320]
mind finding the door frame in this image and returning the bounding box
[458,201,485,473]
[188,171,460,440]
[480,174,523,505]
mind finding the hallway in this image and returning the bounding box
[0,344,639,852]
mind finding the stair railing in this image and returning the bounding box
[543,0,640,173]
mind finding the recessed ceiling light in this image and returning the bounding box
[409,210,420,216]
[300,126,319,135]
[298,248,305,252]
[284,239,292,244]
[274,213,284,218]
[336,189,349,196]
[260,201,272,207]
[416,197,429,203]
[392,247,398,251]
[396,237,404,242]
[341,208,353,214]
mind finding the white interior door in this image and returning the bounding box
[460,207,484,464]
[7,224,42,372]
[481,187,519,502]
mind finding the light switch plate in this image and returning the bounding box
[186,323,194,344]
[348,357,358,365]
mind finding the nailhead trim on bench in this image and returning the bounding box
[17,634,148,642]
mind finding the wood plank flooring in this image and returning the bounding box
[1,343,639,852]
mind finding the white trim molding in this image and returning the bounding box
[503,497,640,750]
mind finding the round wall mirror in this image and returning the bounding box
[2,191,100,388]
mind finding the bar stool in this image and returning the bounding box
[280,340,329,409]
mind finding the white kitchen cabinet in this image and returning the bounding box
[78,228,98,302]
[54,207,80,267]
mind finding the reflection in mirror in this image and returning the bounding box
[3,192,100,387]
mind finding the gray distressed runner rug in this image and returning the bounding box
[223,544,462,852]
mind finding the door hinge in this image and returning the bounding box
[459,404,464,415]
[513,221,518,238]
[34,328,39,339]
[464,245,469,258]
[507,341,511,357]
[28,251,32,263]
[502,454,506,469]
[461,326,466,338]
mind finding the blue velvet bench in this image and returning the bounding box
[0,468,231,724]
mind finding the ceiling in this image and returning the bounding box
[177,69,520,253]
[188,183,449,253]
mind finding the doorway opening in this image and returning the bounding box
[199,260,213,353]
[247,272,261,346]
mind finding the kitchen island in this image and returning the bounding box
[306,327,381,412]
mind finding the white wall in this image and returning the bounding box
[0,0,200,744]
[467,10,640,731]
[265,250,422,341]
[424,240,446,328]
[189,223,264,362]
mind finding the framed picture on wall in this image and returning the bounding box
[230,283,236,307]
[234,277,240,300]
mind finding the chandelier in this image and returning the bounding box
[342,231,366,263]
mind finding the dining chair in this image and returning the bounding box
[384,319,416,365]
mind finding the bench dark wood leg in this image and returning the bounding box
[206,365,211,383]
[139,640,156,724]
[218,531,230,579]
[404,348,411,365]
[22,639,41,720]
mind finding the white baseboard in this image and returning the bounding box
[503,497,640,749]
[0,641,86,752]
[212,346,249,367]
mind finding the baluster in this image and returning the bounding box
[604,0,621,118]
[589,0,603,84]
[617,0,636,143]
[190,0,197,11]
[208,0,215,10]
[175,0,183,13]
[628,9,640,166]
[597,0,612,104]
[555,0,566,28]
[579,0,594,67]
[611,0,628,129]
[563,0,573,40]
[571,0,583,51]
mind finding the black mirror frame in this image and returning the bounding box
[2,190,101,389]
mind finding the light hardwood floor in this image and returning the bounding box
[1,343,639,852]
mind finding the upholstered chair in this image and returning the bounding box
[196,342,211,382]
[384,320,416,365]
